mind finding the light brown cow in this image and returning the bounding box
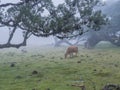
[65,46,78,58]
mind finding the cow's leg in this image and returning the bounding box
[70,53,73,58]
[71,53,74,58]
[76,52,78,57]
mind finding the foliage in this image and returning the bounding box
[84,1,120,49]
[0,0,108,48]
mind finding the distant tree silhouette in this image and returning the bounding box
[84,1,120,48]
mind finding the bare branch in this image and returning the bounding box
[0,31,30,49]
[7,27,17,44]
[0,2,24,7]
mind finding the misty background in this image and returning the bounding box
[0,0,119,46]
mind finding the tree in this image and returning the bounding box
[84,31,120,49]
[0,0,108,48]
[84,1,120,48]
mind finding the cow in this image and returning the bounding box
[65,46,78,58]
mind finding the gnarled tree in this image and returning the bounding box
[84,1,120,48]
[0,0,108,48]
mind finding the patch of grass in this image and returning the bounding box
[0,45,120,90]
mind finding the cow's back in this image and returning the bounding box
[66,46,78,53]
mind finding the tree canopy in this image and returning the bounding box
[83,1,120,49]
[0,0,108,48]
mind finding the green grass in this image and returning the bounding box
[0,44,120,90]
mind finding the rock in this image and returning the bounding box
[10,63,15,67]
[32,70,38,75]
[77,61,81,63]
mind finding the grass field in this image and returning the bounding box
[0,43,120,90]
